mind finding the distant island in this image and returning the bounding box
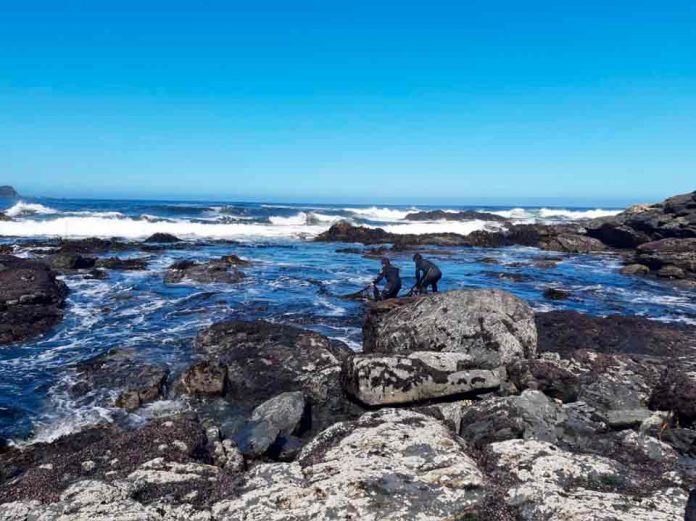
[0,186,18,198]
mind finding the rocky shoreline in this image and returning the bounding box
[319,191,696,284]
[1,286,695,520]
[0,191,694,519]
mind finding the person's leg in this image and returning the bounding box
[373,286,381,300]
[383,284,399,299]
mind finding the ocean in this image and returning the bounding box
[1,197,694,442]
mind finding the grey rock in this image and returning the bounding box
[342,351,503,406]
[363,289,537,365]
[213,409,487,521]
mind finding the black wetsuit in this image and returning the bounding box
[415,257,442,293]
[373,265,402,300]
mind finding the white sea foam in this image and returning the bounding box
[538,208,621,220]
[378,220,504,236]
[4,201,58,217]
[490,207,534,220]
[344,207,417,222]
[0,215,327,240]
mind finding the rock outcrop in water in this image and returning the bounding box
[1,290,695,520]
[0,255,67,345]
[405,209,508,222]
[165,258,246,284]
[0,186,18,198]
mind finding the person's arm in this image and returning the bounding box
[373,268,385,284]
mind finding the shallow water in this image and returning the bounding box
[0,198,693,442]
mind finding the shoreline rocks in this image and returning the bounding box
[0,255,68,345]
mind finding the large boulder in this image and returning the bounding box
[193,320,360,432]
[46,252,97,271]
[363,289,537,366]
[0,255,68,345]
[342,351,503,406]
[632,238,696,280]
[212,409,487,520]
[649,360,696,428]
[0,186,18,198]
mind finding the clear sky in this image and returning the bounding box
[1,1,694,205]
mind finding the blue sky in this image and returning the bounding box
[1,1,694,204]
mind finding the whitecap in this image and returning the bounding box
[4,201,58,217]
[344,207,416,222]
[538,208,621,220]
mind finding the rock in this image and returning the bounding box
[70,348,169,411]
[237,391,309,457]
[543,287,571,300]
[211,439,244,472]
[405,209,507,222]
[164,259,246,284]
[315,221,393,244]
[540,233,607,253]
[477,256,500,264]
[56,237,136,254]
[213,409,487,520]
[220,254,251,266]
[144,233,181,243]
[46,252,97,271]
[95,257,149,270]
[174,361,227,397]
[507,358,580,403]
[620,263,651,275]
[0,417,210,504]
[618,431,678,463]
[489,438,687,520]
[194,320,360,433]
[536,310,696,358]
[657,265,686,278]
[0,213,11,222]
[363,289,537,366]
[342,352,503,406]
[457,390,568,446]
[649,362,696,428]
[0,255,68,345]
[587,191,696,249]
[0,186,18,198]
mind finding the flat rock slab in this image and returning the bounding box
[363,288,537,365]
[342,351,503,406]
[0,255,67,345]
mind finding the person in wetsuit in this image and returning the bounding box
[372,258,402,300]
[413,253,442,294]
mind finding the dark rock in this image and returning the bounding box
[70,348,169,411]
[0,186,18,198]
[543,288,571,300]
[0,213,11,222]
[0,416,212,504]
[0,255,68,345]
[483,270,531,282]
[536,310,696,358]
[220,254,251,266]
[620,263,651,275]
[477,257,500,264]
[46,252,97,271]
[95,256,149,271]
[165,259,245,284]
[174,361,227,397]
[405,210,507,222]
[56,237,135,254]
[587,191,696,248]
[315,221,393,245]
[144,233,181,243]
[507,358,580,403]
[363,289,537,365]
[649,362,696,428]
[657,265,686,279]
[194,320,360,433]
[0,245,13,254]
[539,233,607,253]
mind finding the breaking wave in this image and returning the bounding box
[4,201,58,217]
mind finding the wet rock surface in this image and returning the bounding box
[165,258,246,284]
[69,348,170,411]
[0,255,68,345]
